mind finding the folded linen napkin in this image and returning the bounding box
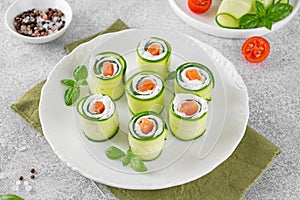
[10,19,281,200]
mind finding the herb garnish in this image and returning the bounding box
[239,1,293,30]
[61,65,88,106]
[0,194,24,200]
[105,146,148,172]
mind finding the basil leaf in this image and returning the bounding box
[64,87,80,106]
[256,1,266,17]
[0,194,24,200]
[261,18,273,30]
[266,3,293,22]
[77,79,88,86]
[122,150,133,166]
[105,146,125,160]
[73,65,88,81]
[130,156,147,172]
[239,14,260,29]
[60,79,76,87]
[166,71,176,80]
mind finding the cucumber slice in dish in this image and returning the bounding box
[216,0,254,28]
[136,37,172,80]
[174,62,214,101]
[77,94,119,142]
[87,52,127,100]
[169,93,208,141]
[128,111,168,161]
[126,71,165,114]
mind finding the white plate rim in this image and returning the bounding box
[39,29,249,189]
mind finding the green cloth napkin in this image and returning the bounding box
[10,19,281,200]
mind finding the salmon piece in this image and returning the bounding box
[93,101,105,114]
[179,100,199,116]
[102,61,114,76]
[139,118,154,134]
[147,43,161,56]
[137,79,156,92]
[185,69,201,80]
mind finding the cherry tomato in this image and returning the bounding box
[188,0,212,14]
[242,36,270,63]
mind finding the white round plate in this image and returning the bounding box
[168,0,300,38]
[39,29,249,189]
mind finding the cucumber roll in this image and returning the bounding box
[77,94,119,142]
[128,111,168,161]
[174,62,214,101]
[169,93,208,141]
[136,37,171,79]
[88,52,126,100]
[126,71,165,114]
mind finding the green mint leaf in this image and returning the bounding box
[130,156,147,172]
[261,18,273,30]
[105,146,125,160]
[239,14,260,29]
[256,1,266,17]
[77,79,88,86]
[73,65,88,81]
[266,3,293,22]
[166,71,176,80]
[60,79,76,87]
[122,149,133,166]
[64,87,80,106]
[0,194,24,200]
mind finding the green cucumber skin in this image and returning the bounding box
[126,90,165,114]
[79,110,119,141]
[83,126,119,142]
[175,62,214,101]
[77,95,119,141]
[169,106,207,141]
[88,75,125,100]
[88,52,126,100]
[126,71,165,114]
[128,128,167,161]
[136,38,172,80]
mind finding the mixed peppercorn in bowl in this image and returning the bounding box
[5,0,72,43]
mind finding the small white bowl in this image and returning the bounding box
[5,0,72,43]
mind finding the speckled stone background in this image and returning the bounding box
[1,0,299,199]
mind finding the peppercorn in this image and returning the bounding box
[30,168,36,173]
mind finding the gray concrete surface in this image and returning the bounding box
[1,0,299,199]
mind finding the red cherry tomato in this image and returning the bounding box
[242,36,270,63]
[188,0,212,14]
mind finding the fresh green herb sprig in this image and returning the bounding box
[61,65,88,106]
[0,194,24,200]
[105,146,148,172]
[239,1,293,30]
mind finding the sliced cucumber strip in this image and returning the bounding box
[128,111,168,161]
[174,62,214,101]
[88,52,126,100]
[77,94,119,142]
[137,37,172,80]
[169,93,208,141]
[126,71,165,114]
[216,0,254,28]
